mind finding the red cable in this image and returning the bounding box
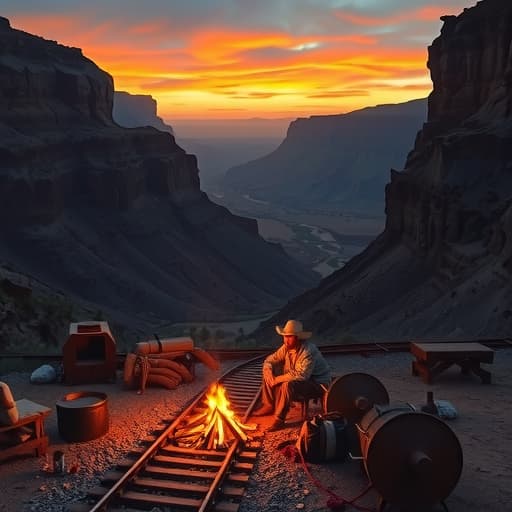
[282,444,376,512]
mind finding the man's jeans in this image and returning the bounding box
[260,377,325,421]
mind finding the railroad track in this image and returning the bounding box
[69,356,265,512]
[3,337,510,364]
[6,339,511,511]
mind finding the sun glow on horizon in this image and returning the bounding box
[3,1,471,121]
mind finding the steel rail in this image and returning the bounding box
[2,336,510,363]
[81,355,265,512]
[15,340,510,511]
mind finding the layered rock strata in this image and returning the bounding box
[258,0,512,342]
[0,17,316,329]
[113,91,173,133]
[223,99,427,215]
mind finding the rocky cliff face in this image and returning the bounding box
[256,0,512,343]
[223,99,426,215]
[0,17,316,335]
[113,91,173,133]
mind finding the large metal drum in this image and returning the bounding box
[358,404,463,508]
[56,391,109,442]
[324,372,390,423]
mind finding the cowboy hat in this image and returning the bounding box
[275,319,311,339]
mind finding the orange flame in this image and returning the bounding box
[205,383,231,446]
[173,382,256,449]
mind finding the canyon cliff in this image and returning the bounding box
[0,17,316,342]
[256,0,512,343]
[113,91,173,133]
[222,99,426,215]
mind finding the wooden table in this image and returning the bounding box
[410,342,494,384]
[0,399,51,462]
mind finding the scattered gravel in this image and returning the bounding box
[0,362,227,512]
[1,349,511,512]
[239,350,512,512]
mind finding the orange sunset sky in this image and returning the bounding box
[2,0,473,122]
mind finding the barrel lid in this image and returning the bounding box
[364,411,463,506]
[324,373,389,423]
[56,391,107,408]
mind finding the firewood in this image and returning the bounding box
[183,410,209,426]
[174,422,207,437]
[172,384,256,449]
[219,409,248,442]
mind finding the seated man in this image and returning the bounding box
[253,319,331,431]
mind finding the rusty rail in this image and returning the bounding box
[70,356,264,512]
[50,339,510,511]
[2,337,510,364]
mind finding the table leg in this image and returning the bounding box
[470,361,491,384]
[412,359,454,384]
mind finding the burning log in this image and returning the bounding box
[172,383,257,450]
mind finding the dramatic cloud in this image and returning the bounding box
[2,0,471,119]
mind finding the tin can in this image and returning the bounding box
[53,450,66,474]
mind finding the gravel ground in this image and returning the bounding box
[1,349,511,512]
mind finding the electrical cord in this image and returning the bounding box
[279,440,376,511]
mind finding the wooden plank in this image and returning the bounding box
[237,450,258,461]
[144,464,217,480]
[121,489,202,508]
[160,444,226,458]
[232,461,253,472]
[153,454,223,467]
[115,459,218,480]
[89,486,203,508]
[225,473,250,484]
[411,342,494,363]
[0,400,50,434]
[221,485,245,498]
[214,501,240,512]
[411,342,494,384]
[132,476,209,493]
[14,399,51,418]
[0,399,51,462]
[0,436,48,462]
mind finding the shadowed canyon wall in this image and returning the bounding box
[256,0,512,343]
[0,17,317,335]
[223,99,427,215]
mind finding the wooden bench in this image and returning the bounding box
[411,342,494,384]
[0,399,51,462]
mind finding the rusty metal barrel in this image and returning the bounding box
[324,372,390,422]
[357,403,463,508]
[56,391,109,442]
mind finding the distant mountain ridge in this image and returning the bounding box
[112,92,283,189]
[0,16,316,340]
[254,0,512,343]
[178,137,282,190]
[223,98,427,215]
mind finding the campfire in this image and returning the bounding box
[172,383,257,449]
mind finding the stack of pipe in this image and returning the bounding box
[123,337,219,391]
